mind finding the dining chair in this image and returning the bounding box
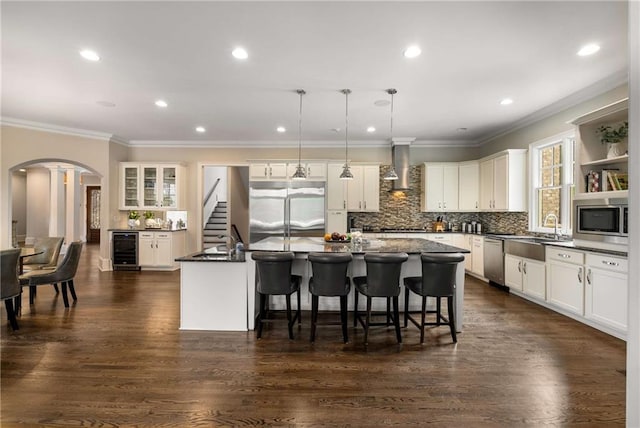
[21,237,64,271]
[19,242,83,308]
[1,248,22,330]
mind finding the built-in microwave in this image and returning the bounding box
[574,198,628,245]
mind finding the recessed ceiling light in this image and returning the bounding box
[577,43,600,56]
[500,98,514,106]
[374,100,391,107]
[19,168,26,172]
[195,126,206,133]
[79,49,100,61]
[232,47,248,60]
[96,100,116,107]
[276,126,286,133]
[155,100,168,108]
[403,45,421,58]
[367,126,376,133]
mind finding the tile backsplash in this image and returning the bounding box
[350,165,529,234]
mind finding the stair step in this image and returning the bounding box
[207,219,227,225]
[205,224,226,230]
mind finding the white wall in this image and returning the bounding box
[11,172,26,238]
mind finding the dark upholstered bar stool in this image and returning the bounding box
[403,253,464,344]
[1,249,22,331]
[353,253,408,345]
[252,252,302,339]
[308,252,353,343]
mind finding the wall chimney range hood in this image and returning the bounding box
[390,138,414,191]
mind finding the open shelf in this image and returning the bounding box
[573,190,628,200]
[581,154,628,167]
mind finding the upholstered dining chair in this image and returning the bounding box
[21,237,64,271]
[19,242,83,308]
[1,248,22,330]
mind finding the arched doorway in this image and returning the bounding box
[9,159,103,248]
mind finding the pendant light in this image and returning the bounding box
[291,89,307,180]
[339,89,354,180]
[383,88,399,181]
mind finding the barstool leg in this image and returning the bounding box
[420,296,427,344]
[364,297,372,345]
[297,288,302,325]
[436,298,442,325]
[404,288,409,328]
[257,293,266,339]
[286,294,294,340]
[386,297,391,326]
[447,296,457,343]
[353,290,359,327]
[310,295,319,342]
[393,296,402,343]
[340,295,349,343]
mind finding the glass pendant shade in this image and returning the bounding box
[339,164,354,180]
[292,164,306,180]
[291,89,307,180]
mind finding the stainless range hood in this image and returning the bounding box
[390,139,413,191]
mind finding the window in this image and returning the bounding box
[529,131,574,235]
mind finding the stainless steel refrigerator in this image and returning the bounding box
[249,181,326,243]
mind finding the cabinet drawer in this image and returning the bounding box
[139,232,155,239]
[546,247,584,265]
[156,233,170,239]
[586,253,627,273]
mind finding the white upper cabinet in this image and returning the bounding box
[286,162,327,180]
[327,163,348,210]
[249,162,288,180]
[478,150,527,211]
[346,164,380,212]
[458,161,479,211]
[120,163,184,210]
[421,163,458,212]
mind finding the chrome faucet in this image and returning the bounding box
[543,213,560,240]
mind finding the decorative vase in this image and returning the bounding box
[607,141,627,158]
[127,219,137,229]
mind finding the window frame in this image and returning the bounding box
[528,130,575,236]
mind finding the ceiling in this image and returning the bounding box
[1,1,628,146]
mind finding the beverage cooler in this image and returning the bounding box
[112,232,140,270]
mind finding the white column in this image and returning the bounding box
[48,168,66,238]
[65,168,83,243]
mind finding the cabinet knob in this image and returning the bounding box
[557,253,570,258]
[602,260,619,266]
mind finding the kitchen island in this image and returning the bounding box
[178,237,469,332]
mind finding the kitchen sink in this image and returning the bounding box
[504,238,551,261]
[191,252,230,260]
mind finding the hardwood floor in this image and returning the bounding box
[1,244,626,426]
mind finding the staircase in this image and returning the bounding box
[203,201,228,250]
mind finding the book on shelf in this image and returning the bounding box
[600,169,619,192]
[613,172,628,191]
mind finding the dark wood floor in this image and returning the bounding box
[1,244,626,426]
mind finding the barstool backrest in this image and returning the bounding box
[252,251,296,295]
[308,252,352,296]
[1,248,21,299]
[419,253,465,297]
[363,253,409,297]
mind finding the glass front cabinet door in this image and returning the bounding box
[120,163,184,211]
[120,164,140,210]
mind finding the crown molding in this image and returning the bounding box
[477,69,628,146]
[0,116,129,145]
[412,139,480,148]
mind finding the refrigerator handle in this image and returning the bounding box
[284,196,290,239]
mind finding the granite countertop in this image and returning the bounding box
[244,237,470,255]
[176,251,246,263]
[541,240,628,257]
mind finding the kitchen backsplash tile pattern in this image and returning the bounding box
[351,165,528,234]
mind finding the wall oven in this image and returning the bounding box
[574,199,627,245]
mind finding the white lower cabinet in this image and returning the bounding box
[546,248,585,316]
[139,231,185,270]
[471,236,484,277]
[585,253,628,332]
[505,254,545,299]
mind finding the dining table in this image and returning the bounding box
[19,247,45,275]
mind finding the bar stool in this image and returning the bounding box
[252,251,302,339]
[308,252,353,343]
[353,253,408,345]
[403,253,464,344]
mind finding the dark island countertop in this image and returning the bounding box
[245,237,469,254]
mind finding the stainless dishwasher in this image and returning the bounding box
[483,237,505,285]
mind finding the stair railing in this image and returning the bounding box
[203,178,222,229]
[231,224,244,244]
